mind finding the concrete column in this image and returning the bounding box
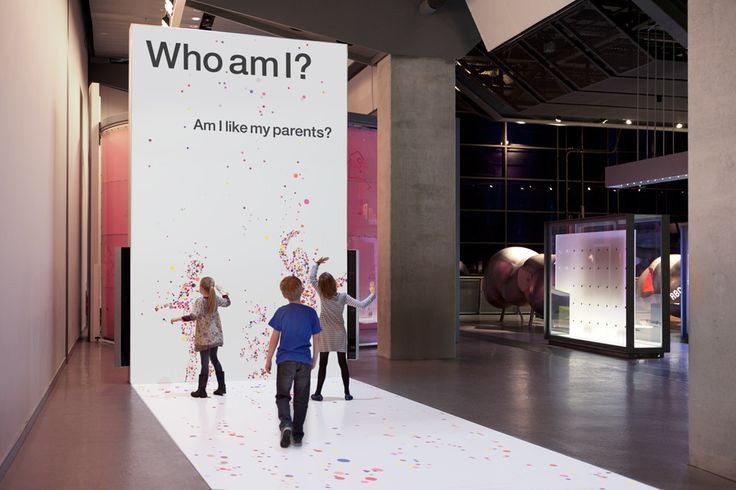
[376,55,457,359]
[689,1,736,481]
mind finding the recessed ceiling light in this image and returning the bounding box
[625,119,633,125]
[554,116,562,123]
[601,119,608,124]
[192,16,201,21]
[675,122,684,129]
[516,121,526,124]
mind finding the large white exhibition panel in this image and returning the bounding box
[129,25,347,384]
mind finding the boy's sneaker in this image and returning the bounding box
[292,434,303,447]
[280,427,292,448]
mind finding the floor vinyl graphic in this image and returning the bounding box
[135,379,654,489]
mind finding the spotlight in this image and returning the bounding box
[676,122,684,129]
[554,116,562,123]
[625,119,633,125]
[200,12,215,30]
[516,121,526,125]
[601,119,608,124]
[587,186,591,191]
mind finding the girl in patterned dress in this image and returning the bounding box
[171,276,231,398]
[309,257,375,401]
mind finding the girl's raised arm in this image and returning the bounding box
[345,281,376,308]
[345,293,375,309]
[308,263,320,290]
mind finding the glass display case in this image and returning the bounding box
[544,215,670,357]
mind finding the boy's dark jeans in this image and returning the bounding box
[275,361,311,437]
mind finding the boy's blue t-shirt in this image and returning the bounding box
[269,303,321,365]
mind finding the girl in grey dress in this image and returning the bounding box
[171,276,231,398]
[309,257,375,401]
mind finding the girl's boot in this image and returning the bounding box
[214,371,226,396]
[191,374,209,398]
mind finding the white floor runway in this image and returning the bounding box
[135,379,654,490]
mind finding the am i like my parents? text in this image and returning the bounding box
[193,118,332,139]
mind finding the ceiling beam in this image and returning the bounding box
[455,68,509,119]
[550,22,618,77]
[588,0,653,65]
[518,40,578,92]
[631,0,687,48]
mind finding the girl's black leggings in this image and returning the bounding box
[199,346,223,376]
[314,351,350,395]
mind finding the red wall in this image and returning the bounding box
[101,125,129,339]
[347,126,378,329]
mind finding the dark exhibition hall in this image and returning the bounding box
[2,1,735,489]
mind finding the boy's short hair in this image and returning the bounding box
[280,275,303,301]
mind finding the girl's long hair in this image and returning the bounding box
[200,276,217,315]
[318,272,337,299]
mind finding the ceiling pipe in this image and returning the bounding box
[419,0,448,15]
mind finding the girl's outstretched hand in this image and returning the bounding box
[316,256,329,265]
[170,318,179,324]
[369,281,376,295]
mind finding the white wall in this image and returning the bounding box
[0,0,88,468]
[348,65,377,114]
[100,84,129,121]
[67,0,89,351]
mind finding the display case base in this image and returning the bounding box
[548,338,665,359]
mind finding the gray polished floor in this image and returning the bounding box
[349,332,734,490]
[0,342,208,490]
[2,335,735,489]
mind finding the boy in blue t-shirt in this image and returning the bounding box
[265,275,321,448]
